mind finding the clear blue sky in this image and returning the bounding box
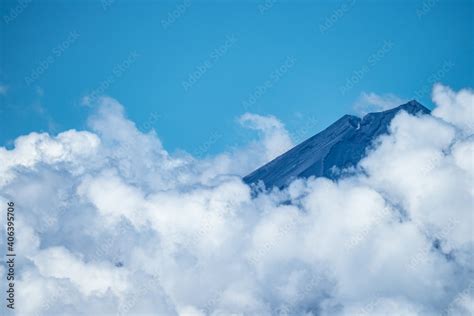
[1,0,472,154]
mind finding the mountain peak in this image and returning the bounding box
[381,100,431,115]
[244,101,431,189]
[362,100,430,119]
[392,100,430,114]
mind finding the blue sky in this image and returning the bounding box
[0,0,472,154]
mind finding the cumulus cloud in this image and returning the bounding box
[33,246,129,296]
[0,84,473,315]
[354,92,407,115]
[432,83,474,135]
[239,112,293,162]
[0,130,100,186]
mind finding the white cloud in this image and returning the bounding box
[77,170,148,228]
[432,83,474,135]
[32,246,129,296]
[0,130,100,186]
[0,85,473,315]
[354,92,407,115]
[239,112,293,162]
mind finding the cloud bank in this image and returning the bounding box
[0,84,473,315]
